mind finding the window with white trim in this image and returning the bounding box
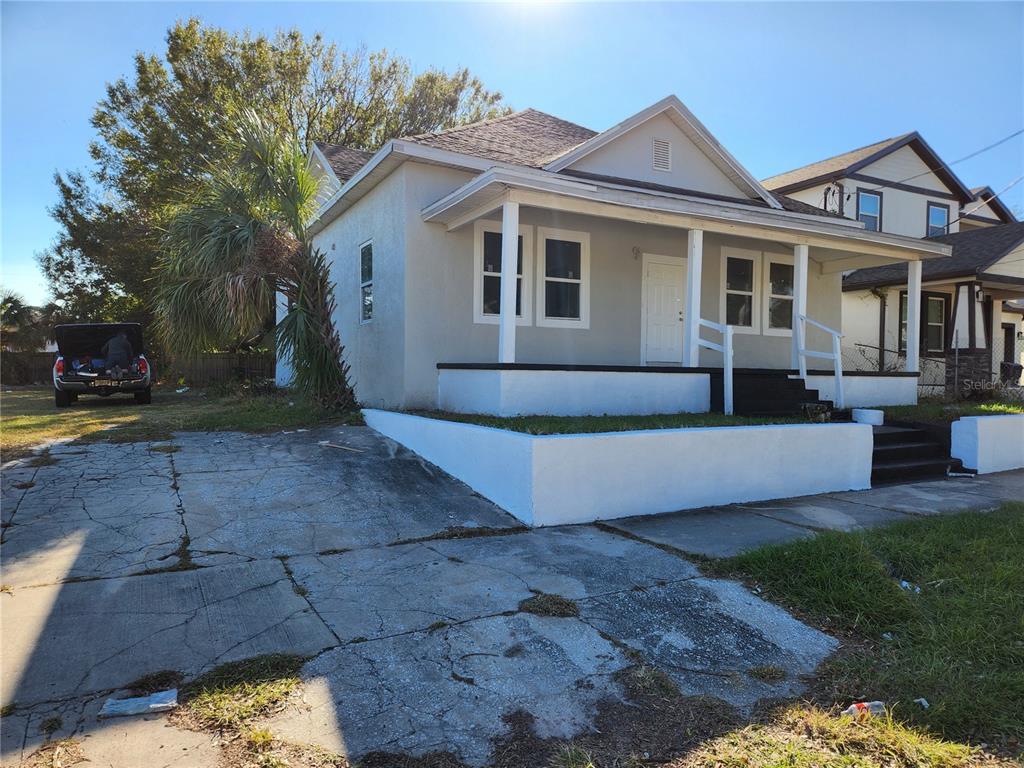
[764,259,794,333]
[722,249,759,332]
[359,241,373,323]
[537,228,590,328]
[899,293,947,354]
[473,221,533,325]
[926,202,949,237]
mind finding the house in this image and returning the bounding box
[762,133,1023,392]
[282,96,955,416]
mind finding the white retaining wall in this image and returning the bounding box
[804,374,918,408]
[364,409,873,526]
[950,414,1024,474]
[438,368,711,416]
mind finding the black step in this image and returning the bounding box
[872,458,951,485]
[871,426,931,446]
[873,441,947,462]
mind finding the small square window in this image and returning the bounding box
[769,263,793,297]
[726,258,753,292]
[545,281,580,320]
[726,294,753,326]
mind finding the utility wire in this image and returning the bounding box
[948,173,1024,227]
[841,127,1024,199]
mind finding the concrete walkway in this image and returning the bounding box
[605,470,1023,558]
[1,425,1019,767]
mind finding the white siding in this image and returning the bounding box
[984,244,1024,280]
[566,113,750,199]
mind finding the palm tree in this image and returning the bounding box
[154,109,356,410]
[1,290,55,352]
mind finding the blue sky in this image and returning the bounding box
[3,1,1022,305]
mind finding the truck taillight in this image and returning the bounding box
[138,357,148,375]
[55,357,64,375]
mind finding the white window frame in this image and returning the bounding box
[720,246,761,335]
[536,227,591,329]
[359,239,373,325]
[762,252,795,338]
[473,220,533,326]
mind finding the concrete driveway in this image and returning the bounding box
[3,426,1010,766]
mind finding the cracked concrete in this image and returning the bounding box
[6,427,1001,766]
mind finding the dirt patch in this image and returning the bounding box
[27,451,58,467]
[124,669,184,695]
[148,444,181,454]
[518,592,579,618]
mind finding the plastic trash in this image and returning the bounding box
[914,698,930,709]
[899,580,921,594]
[841,701,885,717]
[881,632,894,641]
[175,387,190,394]
[98,689,177,718]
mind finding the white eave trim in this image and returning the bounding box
[543,95,783,210]
[308,143,342,187]
[421,166,953,259]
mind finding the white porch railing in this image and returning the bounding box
[796,314,845,410]
[697,318,735,415]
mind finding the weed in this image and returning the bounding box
[622,665,678,699]
[1,584,12,596]
[518,592,579,618]
[148,444,180,453]
[124,670,183,694]
[39,716,62,736]
[27,451,58,467]
[747,665,787,682]
[549,744,597,768]
[175,654,306,732]
[1,703,14,717]
[426,621,449,632]
[21,739,85,768]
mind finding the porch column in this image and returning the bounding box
[683,229,704,367]
[791,244,809,370]
[906,260,923,373]
[498,200,520,363]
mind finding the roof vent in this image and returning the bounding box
[652,138,672,172]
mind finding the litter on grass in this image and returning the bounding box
[899,580,921,593]
[98,689,177,718]
[841,701,885,717]
[319,441,364,453]
[914,698,930,709]
[175,387,190,394]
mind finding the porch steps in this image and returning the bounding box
[714,370,831,416]
[871,426,952,485]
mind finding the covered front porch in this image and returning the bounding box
[422,168,948,416]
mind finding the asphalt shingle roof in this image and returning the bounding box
[761,135,911,192]
[402,108,598,167]
[843,221,1024,290]
[315,143,374,183]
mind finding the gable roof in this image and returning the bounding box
[966,186,1017,224]
[843,221,1024,290]
[544,95,782,209]
[314,143,374,183]
[762,131,975,205]
[402,108,597,168]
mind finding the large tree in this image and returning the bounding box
[41,18,508,327]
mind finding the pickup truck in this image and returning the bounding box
[52,323,152,408]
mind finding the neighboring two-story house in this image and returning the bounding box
[762,133,1023,393]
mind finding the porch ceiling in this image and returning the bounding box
[422,167,953,264]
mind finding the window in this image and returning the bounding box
[765,260,795,333]
[723,250,758,331]
[899,293,947,354]
[857,190,882,231]
[359,241,373,323]
[537,228,590,328]
[473,221,532,325]
[926,203,949,237]
[652,138,672,172]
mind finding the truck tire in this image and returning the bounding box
[134,387,152,405]
[55,388,71,408]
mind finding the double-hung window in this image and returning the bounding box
[722,248,759,332]
[359,240,373,323]
[899,293,947,355]
[764,259,795,334]
[857,190,882,231]
[473,221,532,325]
[926,203,949,237]
[537,228,590,328]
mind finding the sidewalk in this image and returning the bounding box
[603,470,1024,558]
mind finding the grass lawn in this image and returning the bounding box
[709,504,1024,749]
[0,385,359,461]
[410,410,807,435]
[883,399,1023,426]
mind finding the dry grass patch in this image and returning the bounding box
[680,705,1005,768]
[21,739,86,768]
[173,654,305,732]
[518,592,579,618]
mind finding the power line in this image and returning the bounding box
[948,173,1024,227]
[841,127,1024,200]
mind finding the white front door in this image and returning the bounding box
[642,254,686,364]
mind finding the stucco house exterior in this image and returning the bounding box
[762,133,1023,393]
[281,96,955,416]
